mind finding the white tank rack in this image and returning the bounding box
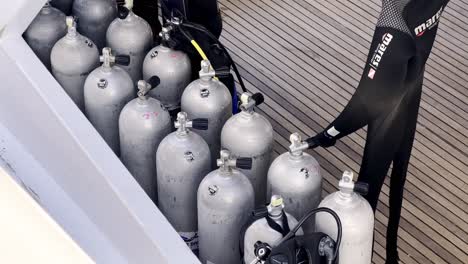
[0,1,200,263]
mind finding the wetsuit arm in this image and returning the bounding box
[309,28,414,148]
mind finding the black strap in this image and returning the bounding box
[265,210,290,237]
[239,207,269,261]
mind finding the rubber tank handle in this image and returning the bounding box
[305,137,319,149]
[354,182,369,196]
[147,76,161,88]
[118,6,130,19]
[251,93,264,106]
[192,119,209,130]
[236,158,253,170]
[115,55,131,66]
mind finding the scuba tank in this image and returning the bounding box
[242,195,303,264]
[198,150,255,264]
[23,1,67,70]
[142,27,192,112]
[267,133,322,234]
[156,112,211,254]
[51,16,100,112]
[315,171,374,264]
[72,0,118,50]
[221,92,273,206]
[106,0,153,84]
[119,77,172,202]
[84,47,134,155]
[50,0,73,15]
[181,60,232,167]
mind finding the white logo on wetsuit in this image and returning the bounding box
[368,33,393,79]
[414,6,444,37]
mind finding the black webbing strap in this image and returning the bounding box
[265,210,291,237]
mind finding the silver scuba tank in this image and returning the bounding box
[221,92,273,206]
[142,27,191,111]
[156,112,211,254]
[198,150,255,264]
[23,1,67,70]
[50,0,73,15]
[119,77,172,202]
[72,0,117,50]
[243,195,303,264]
[267,133,322,234]
[181,60,232,168]
[51,17,100,112]
[106,0,153,84]
[315,171,374,264]
[84,47,134,155]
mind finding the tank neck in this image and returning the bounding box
[41,2,52,14]
[239,110,254,119]
[337,191,355,201]
[124,10,136,21]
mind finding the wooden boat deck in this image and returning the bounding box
[219,0,468,263]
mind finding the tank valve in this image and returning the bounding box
[199,60,216,80]
[240,92,264,112]
[217,150,252,171]
[338,171,369,196]
[65,16,77,37]
[137,76,160,99]
[159,26,174,45]
[100,47,130,68]
[288,133,309,155]
[267,195,285,218]
[175,112,209,134]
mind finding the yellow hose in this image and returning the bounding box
[190,39,218,80]
[190,40,208,61]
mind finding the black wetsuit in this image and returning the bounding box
[309,0,450,262]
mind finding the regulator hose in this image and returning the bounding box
[180,22,247,92]
[275,207,342,262]
[158,1,247,92]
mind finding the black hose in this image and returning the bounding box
[159,1,247,92]
[181,22,247,92]
[276,207,342,261]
